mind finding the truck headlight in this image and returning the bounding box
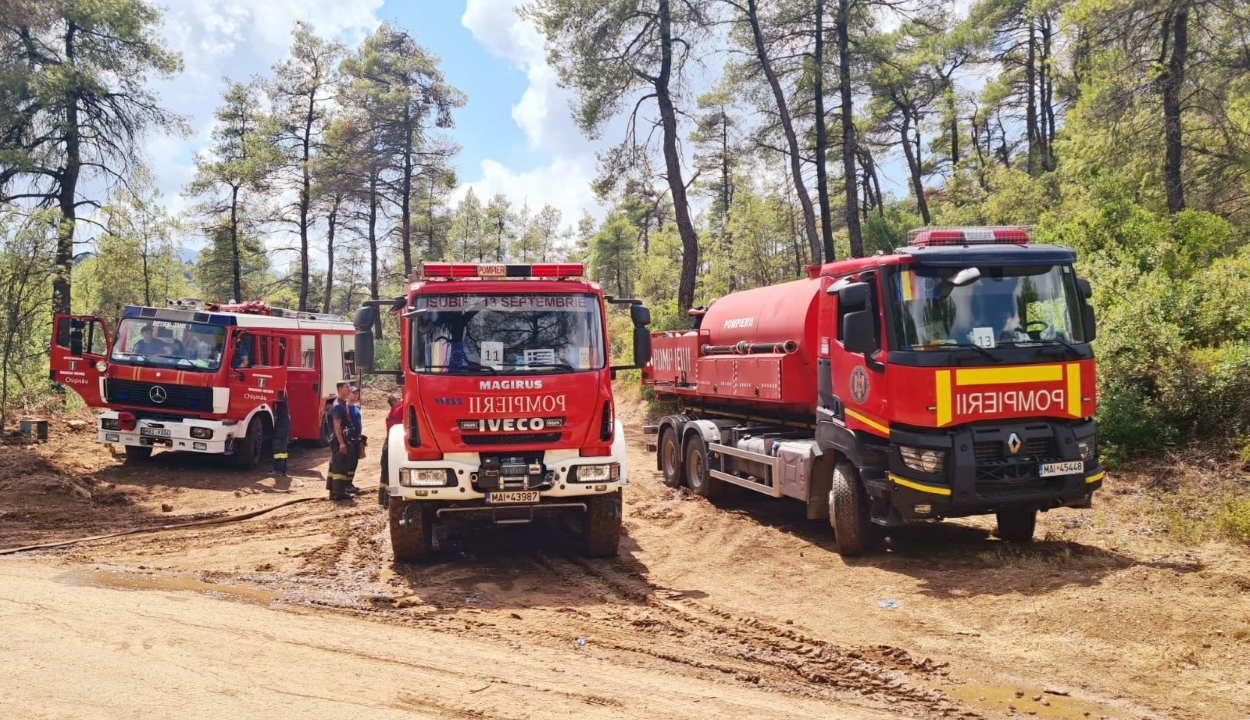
[900,446,945,474]
[399,468,450,487]
[190,427,214,440]
[574,463,620,482]
[1078,436,1097,462]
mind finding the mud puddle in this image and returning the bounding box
[941,671,1119,719]
[56,567,277,606]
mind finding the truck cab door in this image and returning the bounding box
[226,332,289,418]
[51,314,111,407]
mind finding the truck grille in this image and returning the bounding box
[461,432,561,446]
[105,380,213,412]
[974,437,1052,463]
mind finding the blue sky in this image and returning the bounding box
[148,0,601,260]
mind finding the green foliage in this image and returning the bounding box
[0,207,58,426]
[588,217,639,299]
[1215,498,1250,545]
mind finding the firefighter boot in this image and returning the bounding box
[329,479,352,501]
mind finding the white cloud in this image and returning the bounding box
[461,0,604,222]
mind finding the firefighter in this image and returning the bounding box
[327,381,357,500]
[343,387,365,495]
[269,397,291,483]
[379,394,402,507]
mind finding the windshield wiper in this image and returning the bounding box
[517,362,577,372]
[1032,337,1084,359]
[429,361,498,374]
[939,342,1001,363]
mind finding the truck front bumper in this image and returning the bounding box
[97,412,240,454]
[876,464,1104,521]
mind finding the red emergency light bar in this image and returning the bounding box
[419,263,585,279]
[908,226,1031,247]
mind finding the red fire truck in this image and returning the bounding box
[643,227,1103,554]
[50,300,357,468]
[353,262,651,562]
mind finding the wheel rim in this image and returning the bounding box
[688,449,704,489]
[662,437,677,477]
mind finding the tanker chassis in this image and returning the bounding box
[643,227,1104,554]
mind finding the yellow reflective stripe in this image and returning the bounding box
[955,364,1064,386]
[845,408,889,435]
[901,270,914,301]
[1085,471,1105,484]
[1067,363,1082,417]
[935,370,952,426]
[272,453,288,459]
[889,474,952,496]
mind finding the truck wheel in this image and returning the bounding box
[659,427,683,488]
[684,435,724,499]
[123,445,153,463]
[389,499,433,563]
[996,508,1037,543]
[829,461,873,556]
[314,410,333,448]
[582,491,622,558]
[232,418,263,470]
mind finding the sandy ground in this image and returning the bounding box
[1,391,1248,720]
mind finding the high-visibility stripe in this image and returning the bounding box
[889,474,952,496]
[272,453,288,459]
[845,408,889,436]
[1085,471,1105,485]
[935,370,952,426]
[900,270,914,301]
[1067,363,1082,417]
[955,364,1064,386]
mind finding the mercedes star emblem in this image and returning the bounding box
[149,386,168,404]
[1006,432,1022,455]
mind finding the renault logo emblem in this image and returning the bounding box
[149,386,168,404]
[1006,432,1022,455]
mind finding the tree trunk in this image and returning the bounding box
[53,26,81,315]
[835,0,863,257]
[1040,15,1055,171]
[401,105,415,274]
[746,0,820,264]
[656,0,700,313]
[1025,18,1039,175]
[813,0,834,262]
[229,184,242,302]
[1161,4,1188,213]
[900,108,930,225]
[323,196,338,314]
[368,170,381,337]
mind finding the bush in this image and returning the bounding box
[1215,498,1250,544]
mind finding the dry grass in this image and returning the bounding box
[1111,443,1250,546]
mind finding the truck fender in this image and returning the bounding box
[239,405,275,438]
[655,415,692,472]
[682,419,723,448]
[612,420,629,485]
[386,423,407,491]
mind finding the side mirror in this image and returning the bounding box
[1082,305,1097,343]
[630,303,651,327]
[355,330,375,374]
[838,282,871,310]
[353,305,377,332]
[633,325,651,366]
[1076,277,1092,300]
[843,310,877,354]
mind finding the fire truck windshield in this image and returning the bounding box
[890,264,1086,351]
[409,293,604,374]
[110,318,227,371]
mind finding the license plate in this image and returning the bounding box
[487,491,540,505]
[1039,461,1083,477]
[140,427,171,438]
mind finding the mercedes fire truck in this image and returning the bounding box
[353,262,651,562]
[51,300,356,468]
[643,227,1103,554]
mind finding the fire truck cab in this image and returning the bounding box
[51,300,356,468]
[354,262,651,562]
[644,227,1103,554]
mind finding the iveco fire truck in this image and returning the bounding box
[51,300,357,468]
[353,262,651,562]
[643,227,1103,554]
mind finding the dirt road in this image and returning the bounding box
[2,394,1248,719]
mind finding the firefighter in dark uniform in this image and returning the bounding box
[269,397,291,480]
[327,381,358,500]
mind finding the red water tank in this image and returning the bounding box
[699,276,822,356]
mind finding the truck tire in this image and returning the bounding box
[684,435,724,499]
[996,508,1037,543]
[123,445,153,463]
[314,409,333,448]
[582,491,622,557]
[659,427,683,488]
[232,417,263,470]
[389,499,433,563]
[829,461,873,556]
